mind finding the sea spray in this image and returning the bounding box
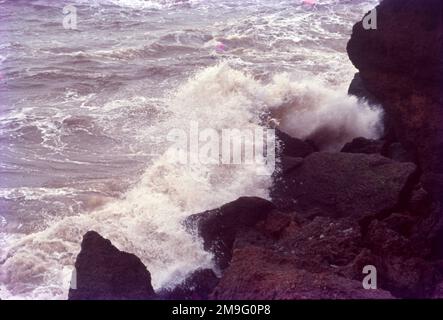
[0,62,383,299]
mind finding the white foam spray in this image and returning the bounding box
[0,62,382,299]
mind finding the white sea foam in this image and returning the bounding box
[0,62,383,299]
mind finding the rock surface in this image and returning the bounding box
[271,152,417,218]
[341,137,385,155]
[185,197,275,269]
[210,207,440,299]
[68,231,156,300]
[161,269,219,300]
[275,128,316,158]
[211,246,394,300]
[347,0,443,197]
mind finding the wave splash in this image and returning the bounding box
[0,62,382,299]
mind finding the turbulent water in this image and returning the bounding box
[0,0,381,299]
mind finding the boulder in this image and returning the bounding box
[160,269,219,300]
[68,231,156,300]
[347,0,443,197]
[348,73,381,106]
[341,137,384,155]
[384,142,416,163]
[271,152,417,219]
[210,246,394,300]
[185,197,275,269]
[223,210,437,298]
[275,128,316,158]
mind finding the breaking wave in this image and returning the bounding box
[0,62,382,299]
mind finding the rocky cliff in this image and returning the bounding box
[347,0,443,198]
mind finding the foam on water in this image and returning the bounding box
[0,62,382,299]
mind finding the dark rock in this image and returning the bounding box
[348,73,381,106]
[347,0,443,196]
[421,172,443,200]
[255,211,294,239]
[185,197,275,269]
[278,156,304,174]
[204,200,438,298]
[410,206,443,259]
[382,213,417,236]
[381,256,436,298]
[344,249,436,298]
[364,220,412,256]
[161,269,219,300]
[210,246,393,300]
[433,281,443,298]
[275,128,316,158]
[384,142,416,163]
[271,152,417,219]
[341,137,384,155]
[68,231,156,300]
[407,185,431,216]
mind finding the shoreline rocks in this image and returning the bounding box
[347,0,443,198]
[185,197,275,270]
[68,231,156,300]
[271,152,417,219]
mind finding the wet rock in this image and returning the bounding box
[347,0,443,196]
[161,269,219,300]
[407,185,431,216]
[185,197,275,269]
[278,156,304,174]
[341,137,384,155]
[382,213,417,236]
[275,128,316,158]
[384,142,416,163]
[271,152,417,219]
[344,248,436,298]
[410,206,443,259]
[210,246,394,300]
[364,220,412,256]
[348,73,380,106]
[68,231,156,300]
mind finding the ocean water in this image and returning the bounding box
[0,0,381,299]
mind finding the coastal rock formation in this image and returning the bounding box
[185,197,275,269]
[271,152,417,218]
[347,0,443,198]
[210,246,394,300]
[209,207,439,299]
[68,231,156,300]
[160,269,219,300]
[275,128,316,158]
[341,137,384,155]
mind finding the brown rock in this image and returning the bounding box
[341,137,384,155]
[68,231,156,300]
[275,128,316,158]
[271,152,417,219]
[210,246,393,300]
[161,269,219,300]
[347,0,443,198]
[185,197,275,269]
